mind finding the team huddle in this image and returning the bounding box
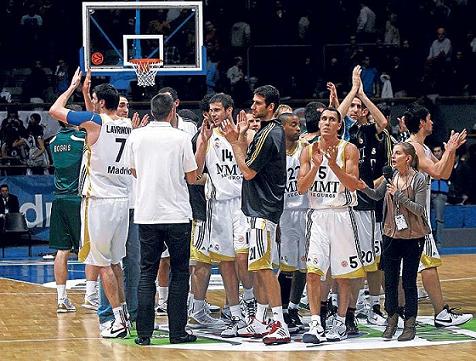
[46,65,471,346]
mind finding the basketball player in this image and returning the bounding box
[277,112,308,333]
[49,68,132,338]
[49,120,85,313]
[298,107,364,343]
[338,65,389,332]
[194,93,255,337]
[222,85,290,345]
[405,105,472,328]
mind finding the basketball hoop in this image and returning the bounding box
[130,58,161,87]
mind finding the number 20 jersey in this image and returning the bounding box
[205,128,243,201]
[80,114,132,198]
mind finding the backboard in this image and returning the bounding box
[81,1,205,75]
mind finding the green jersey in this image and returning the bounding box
[49,128,86,196]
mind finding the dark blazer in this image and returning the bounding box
[0,194,20,214]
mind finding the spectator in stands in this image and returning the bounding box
[25,113,48,172]
[431,144,448,248]
[54,59,69,94]
[0,87,12,103]
[428,27,452,63]
[226,56,249,107]
[0,183,20,229]
[230,18,251,51]
[20,4,43,59]
[356,2,376,42]
[23,60,49,102]
[361,55,379,97]
[384,12,400,45]
[0,109,27,159]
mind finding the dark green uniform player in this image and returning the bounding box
[49,125,85,313]
[49,126,85,250]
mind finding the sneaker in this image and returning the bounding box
[302,320,326,344]
[100,319,129,338]
[326,317,347,342]
[325,312,336,331]
[299,295,310,310]
[288,308,305,330]
[283,312,299,334]
[188,309,226,329]
[82,296,99,311]
[345,311,359,336]
[220,316,247,338]
[262,321,291,345]
[57,298,76,313]
[434,305,473,328]
[368,304,387,326]
[241,298,257,320]
[156,301,167,316]
[99,319,114,332]
[237,317,269,338]
[205,301,221,313]
[221,306,233,323]
[418,287,429,301]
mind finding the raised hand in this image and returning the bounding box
[200,112,214,140]
[324,144,338,166]
[456,129,467,148]
[132,112,150,128]
[444,130,461,153]
[397,116,408,133]
[327,82,339,108]
[222,118,239,144]
[70,67,82,90]
[82,68,91,94]
[236,110,250,139]
[352,65,362,90]
[311,143,323,167]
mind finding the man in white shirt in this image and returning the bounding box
[127,92,198,346]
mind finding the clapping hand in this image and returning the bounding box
[132,112,149,128]
[200,112,214,140]
[82,68,91,94]
[327,82,339,108]
[324,145,338,166]
[311,143,323,167]
[444,129,467,152]
[352,65,362,90]
[70,67,82,90]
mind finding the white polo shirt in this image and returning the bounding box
[126,121,197,224]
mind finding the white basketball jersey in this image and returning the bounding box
[80,114,132,198]
[308,140,357,209]
[205,128,243,201]
[284,140,308,210]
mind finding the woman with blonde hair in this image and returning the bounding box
[357,142,430,342]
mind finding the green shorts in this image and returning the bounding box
[49,196,81,251]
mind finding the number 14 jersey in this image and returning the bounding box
[80,114,132,198]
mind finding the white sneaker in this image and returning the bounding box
[221,306,233,323]
[367,305,387,326]
[205,301,221,313]
[434,305,473,328]
[326,318,347,342]
[156,301,167,316]
[82,296,99,311]
[418,287,429,301]
[237,317,269,338]
[262,321,291,345]
[220,316,247,338]
[99,320,114,332]
[241,298,257,320]
[57,298,76,313]
[302,320,326,344]
[100,319,129,338]
[188,309,226,329]
[326,312,336,331]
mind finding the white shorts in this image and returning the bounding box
[353,210,380,272]
[279,208,307,272]
[190,219,211,264]
[248,217,279,271]
[79,197,129,267]
[418,233,442,272]
[208,197,248,261]
[306,208,365,278]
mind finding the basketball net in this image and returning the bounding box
[130,59,161,87]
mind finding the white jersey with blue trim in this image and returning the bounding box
[80,114,132,198]
[204,128,243,201]
[308,139,357,209]
[284,140,308,210]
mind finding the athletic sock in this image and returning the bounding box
[85,280,97,299]
[243,287,254,301]
[256,303,268,323]
[57,284,66,302]
[272,306,285,326]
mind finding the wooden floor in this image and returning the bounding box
[0,254,475,360]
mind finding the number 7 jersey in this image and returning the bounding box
[80,114,133,198]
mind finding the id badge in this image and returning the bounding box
[395,214,408,231]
